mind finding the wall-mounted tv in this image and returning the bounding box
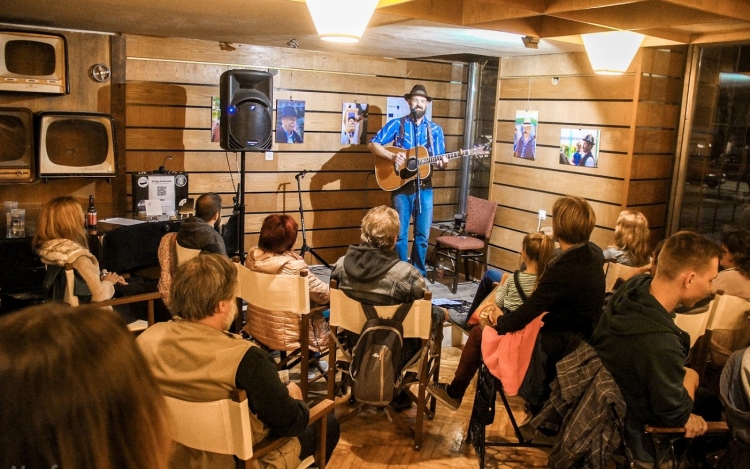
[37,112,116,178]
[0,30,69,95]
[0,107,35,183]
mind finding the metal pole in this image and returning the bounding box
[459,62,481,215]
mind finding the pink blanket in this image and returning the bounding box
[481,313,546,396]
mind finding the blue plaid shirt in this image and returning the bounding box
[371,117,445,157]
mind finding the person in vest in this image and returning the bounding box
[137,254,339,469]
[331,205,445,410]
[368,84,448,277]
[578,134,597,167]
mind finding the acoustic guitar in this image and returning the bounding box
[374,144,490,191]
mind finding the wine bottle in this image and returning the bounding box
[87,195,97,229]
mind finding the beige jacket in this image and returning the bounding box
[37,238,115,303]
[245,247,330,353]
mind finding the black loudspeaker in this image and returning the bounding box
[220,70,273,151]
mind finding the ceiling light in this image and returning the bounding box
[581,31,645,75]
[292,0,415,43]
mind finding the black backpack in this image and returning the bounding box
[349,302,412,407]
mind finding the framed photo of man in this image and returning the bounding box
[513,111,538,161]
[275,99,305,144]
[560,128,601,168]
[210,96,221,143]
[341,103,369,145]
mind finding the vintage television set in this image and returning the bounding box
[0,107,35,182]
[37,112,116,178]
[0,30,69,95]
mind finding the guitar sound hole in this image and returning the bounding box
[399,158,418,179]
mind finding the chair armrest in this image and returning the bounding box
[644,421,729,435]
[95,291,161,308]
[252,399,335,461]
[308,399,335,424]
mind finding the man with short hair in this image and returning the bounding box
[137,255,339,469]
[592,231,722,466]
[176,192,226,255]
[331,205,444,409]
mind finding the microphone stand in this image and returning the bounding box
[411,111,422,269]
[295,170,331,269]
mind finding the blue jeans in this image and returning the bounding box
[393,187,433,277]
[449,269,505,330]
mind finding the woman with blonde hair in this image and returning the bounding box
[33,196,126,303]
[0,302,170,469]
[604,209,651,267]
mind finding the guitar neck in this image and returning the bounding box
[417,149,472,166]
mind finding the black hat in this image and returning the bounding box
[582,134,596,146]
[404,84,432,102]
[280,106,298,119]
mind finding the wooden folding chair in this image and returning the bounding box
[604,260,649,293]
[674,307,712,348]
[235,264,328,401]
[326,281,440,451]
[643,422,729,468]
[165,388,335,469]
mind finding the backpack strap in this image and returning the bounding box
[391,301,413,324]
[361,303,380,321]
[513,270,527,302]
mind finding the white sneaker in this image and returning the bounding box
[308,360,329,380]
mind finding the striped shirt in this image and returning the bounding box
[495,271,537,312]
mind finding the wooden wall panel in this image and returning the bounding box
[488,48,685,273]
[124,34,467,265]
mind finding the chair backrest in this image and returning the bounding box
[329,288,432,339]
[675,309,711,348]
[707,293,750,331]
[465,196,498,240]
[164,390,254,461]
[604,262,647,292]
[235,264,310,314]
[157,232,178,310]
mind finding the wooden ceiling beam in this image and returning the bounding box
[467,0,546,14]
[662,0,750,23]
[379,0,464,24]
[544,0,647,15]
[462,1,541,25]
[691,28,750,44]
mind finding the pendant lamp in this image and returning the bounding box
[293,0,415,43]
[581,31,645,75]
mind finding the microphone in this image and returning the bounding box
[158,155,173,173]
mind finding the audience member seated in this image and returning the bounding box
[428,231,554,410]
[436,196,605,412]
[137,254,339,469]
[603,209,651,267]
[246,214,329,305]
[176,192,227,255]
[34,196,128,303]
[593,231,723,467]
[330,205,445,409]
[0,302,170,469]
[713,229,750,299]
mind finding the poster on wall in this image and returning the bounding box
[386,96,432,123]
[559,128,601,168]
[275,99,305,144]
[513,110,538,161]
[340,103,369,145]
[210,96,221,143]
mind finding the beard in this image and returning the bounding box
[222,300,239,331]
[411,108,425,120]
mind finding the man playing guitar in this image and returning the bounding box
[368,84,448,277]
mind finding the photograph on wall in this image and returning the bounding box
[513,110,538,161]
[275,99,305,144]
[340,103,369,145]
[210,96,221,143]
[386,96,433,123]
[559,128,601,168]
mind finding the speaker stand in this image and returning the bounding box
[295,170,331,269]
[236,151,247,263]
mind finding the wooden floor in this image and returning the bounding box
[317,346,550,468]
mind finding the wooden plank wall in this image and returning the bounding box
[0,31,117,223]
[124,35,466,265]
[488,49,685,272]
